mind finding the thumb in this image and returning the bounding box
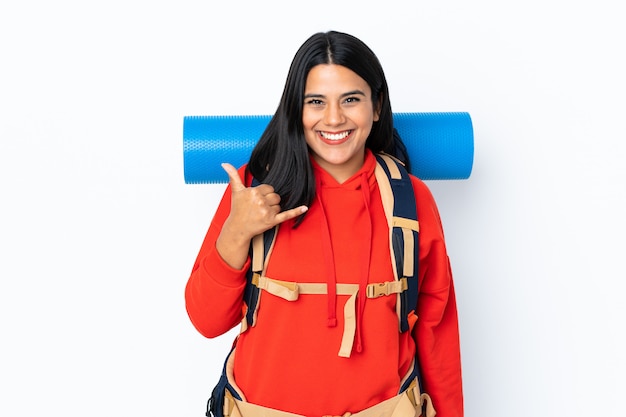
[221,163,246,191]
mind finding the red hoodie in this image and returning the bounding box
[185,150,463,417]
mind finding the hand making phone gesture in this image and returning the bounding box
[216,163,308,269]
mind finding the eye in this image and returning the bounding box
[343,96,361,104]
[305,98,324,106]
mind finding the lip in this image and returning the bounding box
[318,130,353,145]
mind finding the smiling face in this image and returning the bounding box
[302,64,380,183]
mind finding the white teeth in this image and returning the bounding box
[320,131,350,140]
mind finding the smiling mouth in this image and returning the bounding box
[319,130,352,141]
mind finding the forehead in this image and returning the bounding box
[304,64,371,94]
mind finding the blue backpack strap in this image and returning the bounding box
[207,345,241,417]
[374,154,419,333]
[243,177,278,328]
[375,154,425,396]
[243,227,277,327]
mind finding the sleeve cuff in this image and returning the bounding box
[200,245,250,289]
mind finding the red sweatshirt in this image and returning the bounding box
[185,151,463,417]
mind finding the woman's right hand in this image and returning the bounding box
[215,163,308,269]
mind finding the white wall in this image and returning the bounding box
[1,1,624,416]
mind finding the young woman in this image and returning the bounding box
[185,31,463,417]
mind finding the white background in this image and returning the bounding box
[1,1,624,416]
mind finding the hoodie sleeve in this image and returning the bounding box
[184,168,250,338]
[411,177,464,417]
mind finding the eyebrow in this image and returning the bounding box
[304,89,367,99]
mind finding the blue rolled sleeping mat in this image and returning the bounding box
[183,112,474,184]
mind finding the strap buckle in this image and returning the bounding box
[367,282,391,298]
[367,281,391,298]
[366,279,408,298]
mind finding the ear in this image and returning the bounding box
[373,93,382,122]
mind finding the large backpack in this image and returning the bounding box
[207,153,422,417]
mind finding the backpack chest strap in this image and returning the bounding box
[249,275,408,358]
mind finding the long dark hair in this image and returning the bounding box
[247,31,410,218]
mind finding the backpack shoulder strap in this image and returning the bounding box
[374,153,425,395]
[242,176,278,330]
[242,226,277,330]
[374,153,420,333]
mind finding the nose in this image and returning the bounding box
[323,102,345,126]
